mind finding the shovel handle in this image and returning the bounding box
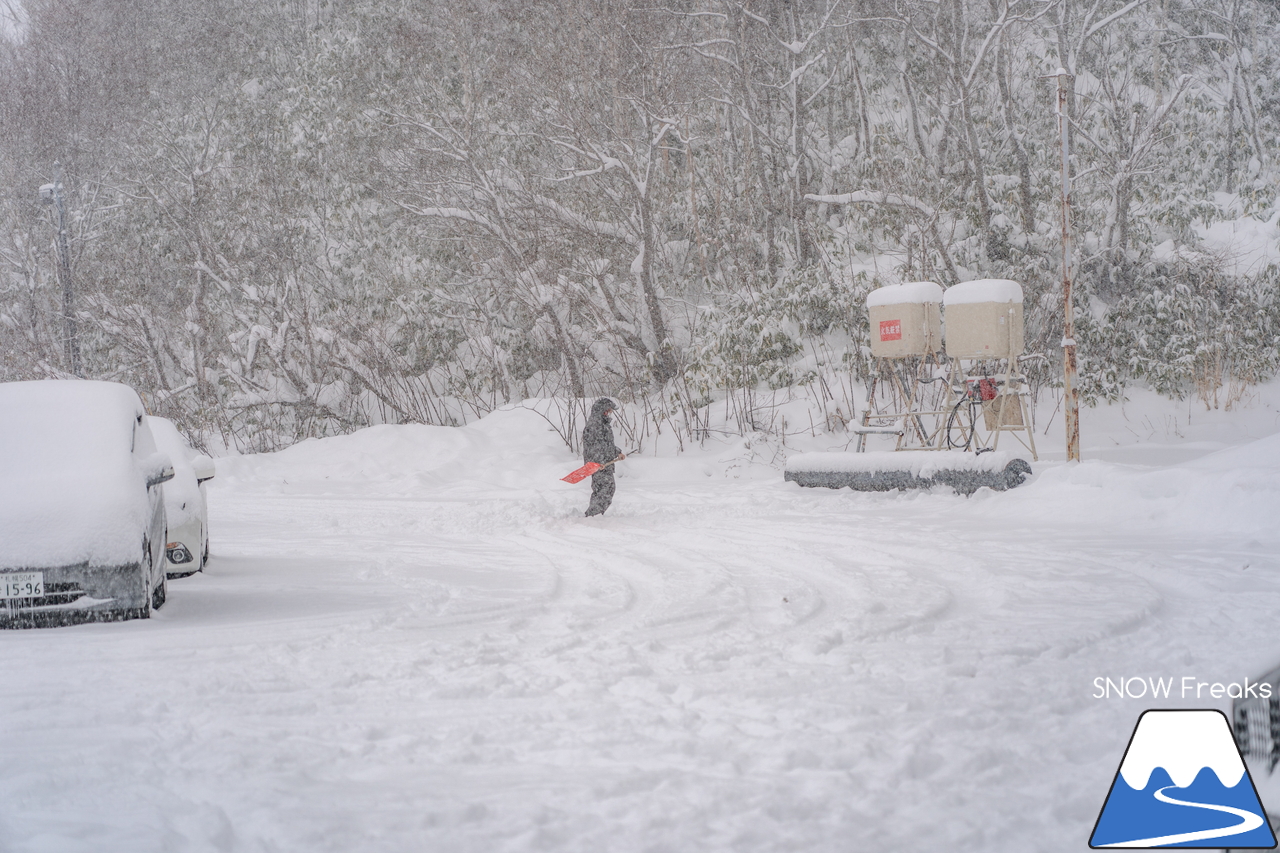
[602,448,639,468]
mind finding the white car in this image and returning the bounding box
[145,416,214,578]
[0,380,173,625]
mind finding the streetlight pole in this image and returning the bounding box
[1056,69,1080,462]
[40,162,81,377]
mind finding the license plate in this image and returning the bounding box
[2,572,44,599]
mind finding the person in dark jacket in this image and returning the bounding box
[582,397,623,517]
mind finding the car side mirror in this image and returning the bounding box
[192,455,216,484]
[142,453,175,488]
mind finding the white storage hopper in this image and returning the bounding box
[942,279,1024,359]
[866,281,943,358]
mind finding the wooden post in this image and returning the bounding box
[1056,70,1080,462]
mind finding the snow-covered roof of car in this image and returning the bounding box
[0,380,156,568]
[0,379,147,467]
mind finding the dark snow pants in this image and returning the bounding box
[586,468,615,516]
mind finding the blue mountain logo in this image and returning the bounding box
[1091,709,1277,848]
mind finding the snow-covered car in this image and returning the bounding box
[145,416,214,577]
[0,380,173,625]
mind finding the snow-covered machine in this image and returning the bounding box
[855,282,952,452]
[867,281,942,359]
[941,280,1037,459]
[942,278,1024,359]
[789,278,1037,496]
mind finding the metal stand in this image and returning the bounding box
[855,354,956,452]
[943,357,1038,460]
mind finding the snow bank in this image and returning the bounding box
[955,431,1280,544]
[943,278,1023,305]
[1145,433,1280,539]
[0,380,152,568]
[866,281,943,307]
[213,405,576,497]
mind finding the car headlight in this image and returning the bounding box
[166,542,194,564]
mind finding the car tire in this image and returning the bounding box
[151,530,167,610]
[200,531,209,572]
[136,539,154,619]
[152,571,167,610]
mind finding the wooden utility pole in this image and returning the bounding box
[1056,70,1080,461]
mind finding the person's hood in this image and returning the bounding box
[590,398,616,420]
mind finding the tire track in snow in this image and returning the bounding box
[9,456,1270,853]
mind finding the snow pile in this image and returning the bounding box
[1175,433,1280,535]
[943,278,1023,304]
[213,406,572,497]
[866,280,943,306]
[1195,198,1280,277]
[0,380,153,568]
[1153,200,1280,277]
[979,432,1280,544]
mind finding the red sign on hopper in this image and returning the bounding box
[879,319,902,341]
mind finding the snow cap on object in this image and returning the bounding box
[1118,710,1245,790]
[943,279,1023,305]
[866,281,944,307]
[0,380,145,467]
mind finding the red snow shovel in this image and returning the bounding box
[561,454,626,484]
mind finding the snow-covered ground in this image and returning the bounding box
[4,386,1280,852]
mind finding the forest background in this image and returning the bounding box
[1,0,1277,452]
